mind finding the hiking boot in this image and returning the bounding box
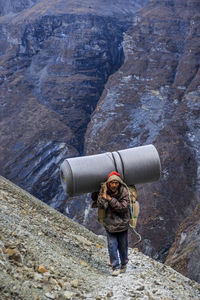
[112,268,120,276]
[120,264,127,273]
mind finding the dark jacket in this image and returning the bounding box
[96,184,130,233]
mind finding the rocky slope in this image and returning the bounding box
[1,175,200,300]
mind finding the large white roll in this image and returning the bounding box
[60,144,161,196]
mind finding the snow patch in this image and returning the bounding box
[180,232,187,245]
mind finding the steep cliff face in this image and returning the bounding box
[84,0,200,263]
[0,0,146,207]
[20,13,126,150]
[165,203,200,283]
[0,0,40,16]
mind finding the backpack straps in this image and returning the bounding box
[128,186,140,228]
[124,184,142,246]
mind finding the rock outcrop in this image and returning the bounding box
[0,0,40,16]
[165,203,200,283]
[1,175,200,300]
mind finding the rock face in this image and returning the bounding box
[1,175,200,300]
[0,0,40,16]
[165,203,200,283]
[0,0,146,208]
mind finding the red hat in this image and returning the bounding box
[107,171,121,180]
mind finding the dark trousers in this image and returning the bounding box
[106,230,128,269]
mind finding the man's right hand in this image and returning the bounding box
[103,182,107,198]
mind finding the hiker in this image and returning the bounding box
[92,171,130,276]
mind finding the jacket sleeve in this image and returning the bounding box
[109,187,130,213]
[91,191,99,208]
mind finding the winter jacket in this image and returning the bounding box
[96,184,130,233]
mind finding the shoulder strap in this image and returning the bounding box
[129,186,137,218]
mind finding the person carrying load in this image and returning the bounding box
[92,171,139,276]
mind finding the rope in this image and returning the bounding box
[130,227,142,246]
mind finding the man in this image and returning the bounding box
[92,171,130,276]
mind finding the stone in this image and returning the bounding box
[62,282,71,290]
[80,260,89,267]
[107,291,114,297]
[3,248,23,263]
[136,285,145,291]
[169,274,176,282]
[58,291,74,300]
[49,277,59,286]
[45,292,56,299]
[33,294,39,300]
[37,265,48,273]
[57,280,64,288]
[75,235,92,247]
[70,279,79,288]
